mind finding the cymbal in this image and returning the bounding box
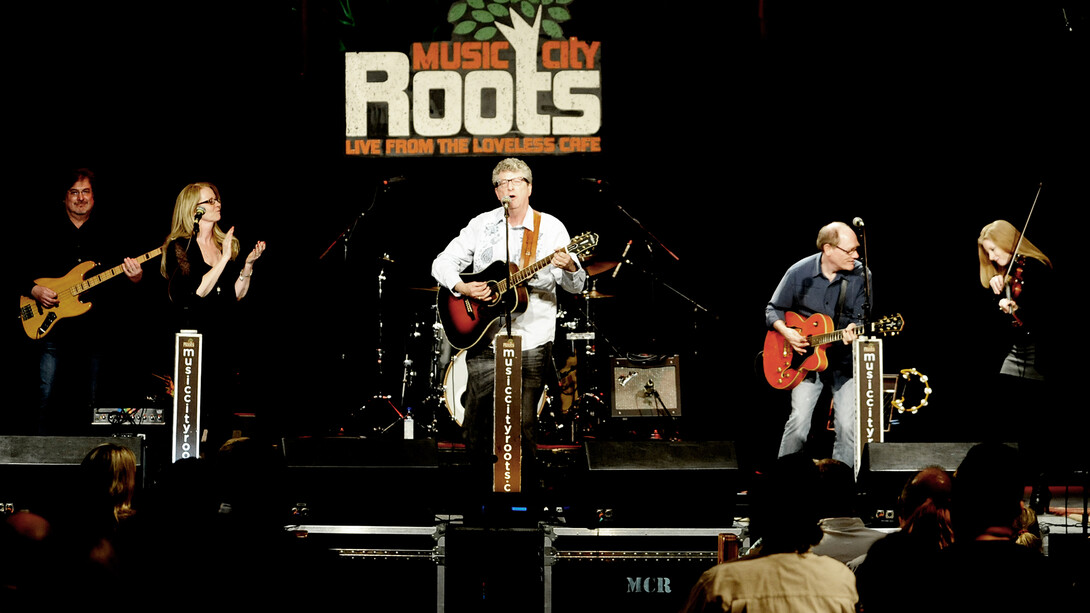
[584,260,619,276]
[409,286,439,292]
[581,289,615,299]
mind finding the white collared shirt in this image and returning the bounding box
[432,205,586,350]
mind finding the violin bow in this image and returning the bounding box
[1006,182,1043,273]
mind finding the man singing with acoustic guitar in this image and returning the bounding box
[431,157,587,491]
[765,221,869,468]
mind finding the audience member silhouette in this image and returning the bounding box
[1,511,56,606]
[853,465,953,612]
[683,453,857,612]
[933,442,1072,611]
[810,458,887,563]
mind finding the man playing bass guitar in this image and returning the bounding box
[21,168,145,434]
[431,157,586,489]
[765,221,870,468]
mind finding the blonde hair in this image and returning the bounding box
[160,182,239,278]
[1014,506,1042,552]
[977,220,1052,288]
[80,443,138,524]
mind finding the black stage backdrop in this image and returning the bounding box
[7,2,1085,470]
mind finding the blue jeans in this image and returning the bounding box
[38,340,100,434]
[778,370,857,467]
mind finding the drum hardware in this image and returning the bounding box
[583,259,619,277]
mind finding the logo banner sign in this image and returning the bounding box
[346,1,602,157]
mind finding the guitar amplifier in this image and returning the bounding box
[610,356,681,418]
[92,407,166,426]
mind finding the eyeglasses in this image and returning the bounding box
[68,189,93,197]
[494,177,528,188]
[197,197,221,207]
[834,245,859,256]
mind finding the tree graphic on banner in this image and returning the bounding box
[448,0,574,40]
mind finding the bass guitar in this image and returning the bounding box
[438,232,598,350]
[762,312,904,390]
[19,247,163,340]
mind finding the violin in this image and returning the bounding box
[999,183,1043,328]
[1001,255,1026,327]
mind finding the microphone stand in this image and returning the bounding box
[598,190,710,362]
[316,179,400,435]
[503,198,513,337]
[855,220,872,323]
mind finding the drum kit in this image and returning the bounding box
[385,256,622,444]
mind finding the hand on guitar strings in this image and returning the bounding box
[841,322,858,344]
[550,247,578,272]
[31,285,59,309]
[455,280,492,301]
[777,321,857,354]
[122,257,143,281]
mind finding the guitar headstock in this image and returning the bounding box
[568,232,599,259]
[871,313,905,336]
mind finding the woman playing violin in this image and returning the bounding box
[976,219,1056,508]
[977,219,1053,380]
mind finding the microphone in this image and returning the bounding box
[383,176,407,188]
[612,239,633,278]
[501,197,511,210]
[852,217,865,228]
[194,206,206,223]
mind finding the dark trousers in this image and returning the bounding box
[463,342,552,489]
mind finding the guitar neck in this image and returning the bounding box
[496,253,556,294]
[810,319,886,346]
[73,247,163,295]
[810,322,865,346]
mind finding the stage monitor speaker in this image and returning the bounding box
[0,435,145,467]
[574,441,739,528]
[859,442,1018,525]
[0,435,146,517]
[610,356,681,418]
[281,437,443,524]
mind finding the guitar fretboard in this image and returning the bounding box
[493,237,593,295]
[70,248,163,296]
[495,253,558,294]
[809,328,851,346]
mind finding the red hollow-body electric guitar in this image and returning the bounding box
[438,232,598,350]
[762,311,904,390]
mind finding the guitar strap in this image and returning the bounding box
[520,210,541,269]
[834,278,848,327]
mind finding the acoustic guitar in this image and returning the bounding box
[437,231,598,350]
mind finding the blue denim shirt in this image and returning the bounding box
[765,252,870,370]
